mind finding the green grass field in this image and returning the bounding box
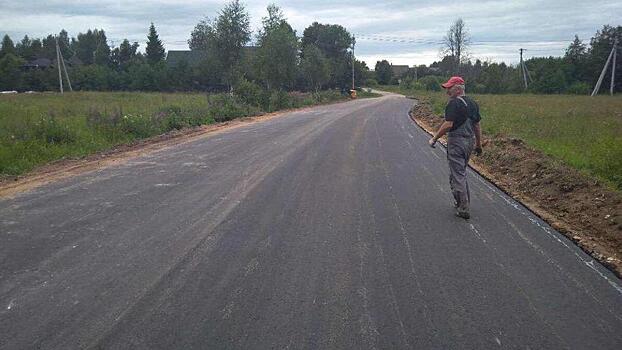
[0,90,347,177]
[380,85,622,190]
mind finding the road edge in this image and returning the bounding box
[407,103,622,280]
[0,98,364,199]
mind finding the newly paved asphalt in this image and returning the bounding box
[1,94,621,349]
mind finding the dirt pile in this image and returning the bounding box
[410,102,622,277]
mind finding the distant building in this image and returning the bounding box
[66,56,83,67]
[428,67,441,74]
[21,56,83,71]
[21,58,54,70]
[390,64,410,78]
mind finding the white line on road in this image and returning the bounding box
[405,112,622,295]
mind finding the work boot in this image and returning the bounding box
[456,209,470,220]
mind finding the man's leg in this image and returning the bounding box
[447,139,471,217]
[464,138,474,205]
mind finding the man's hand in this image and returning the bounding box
[474,144,483,156]
[428,137,437,148]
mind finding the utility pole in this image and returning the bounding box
[55,36,64,94]
[59,43,73,92]
[591,38,617,96]
[351,36,356,91]
[519,48,528,90]
[610,38,618,96]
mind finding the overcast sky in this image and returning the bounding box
[0,0,620,66]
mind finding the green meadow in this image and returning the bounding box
[382,86,622,190]
[0,90,349,177]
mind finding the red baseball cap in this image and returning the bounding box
[441,76,465,88]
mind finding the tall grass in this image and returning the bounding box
[0,90,344,176]
[382,86,622,190]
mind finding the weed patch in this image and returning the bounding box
[0,90,346,177]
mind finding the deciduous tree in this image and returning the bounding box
[442,18,470,74]
[255,5,298,90]
[300,45,330,92]
[375,60,392,85]
[112,39,140,69]
[215,0,251,89]
[301,22,354,88]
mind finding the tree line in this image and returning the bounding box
[1,5,619,95]
[373,21,621,95]
[0,1,369,94]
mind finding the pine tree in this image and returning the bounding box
[117,39,139,66]
[58,29,72,58]
[16,35,33,60]
[93,30,111,66]
[565,35,586,61]
[146,23,165,65]
[0,35,16,58]
[74,30,99,64]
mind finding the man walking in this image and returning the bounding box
[428,76,482,219]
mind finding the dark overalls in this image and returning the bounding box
[446,96,477,213]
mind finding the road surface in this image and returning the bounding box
[1,94,621,349]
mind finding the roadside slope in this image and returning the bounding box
[410,99,622,277]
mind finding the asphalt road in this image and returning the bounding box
[1,94,621,349]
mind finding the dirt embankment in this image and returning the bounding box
[410,101,622,278]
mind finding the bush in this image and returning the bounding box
[153,105,189,130]
[32,115,78,144]
[365,79,378,87]
[208,94,257,122]
[234,78,265,107]
[566,82,591,95]
[418,76,443,91]
[119,113,158,138]
[400,76,415,89]
[267,90,292,112]
[73,65,117,91]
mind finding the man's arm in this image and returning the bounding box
[474,122,482,146]
[473,122,483,155]
[428,121,454,146]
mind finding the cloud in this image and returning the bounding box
[0,0,619,64]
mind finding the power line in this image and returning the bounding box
[354,33,570,45]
